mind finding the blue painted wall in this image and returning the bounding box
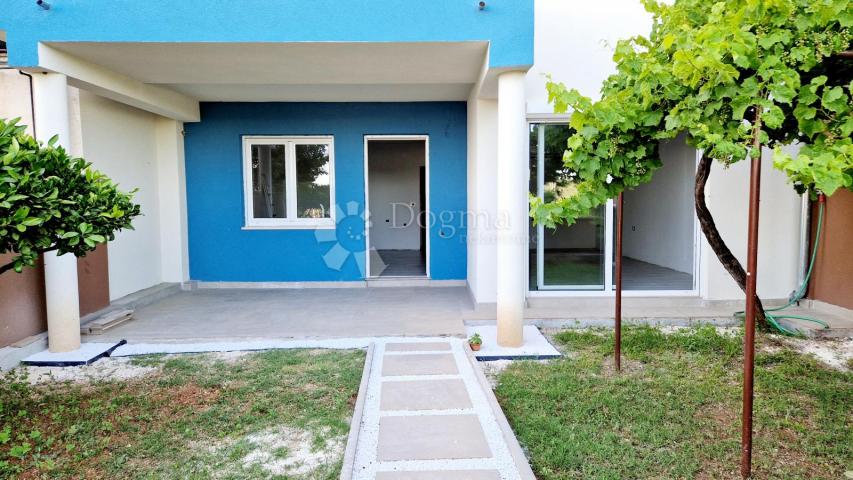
[1,0,533,69]
[184,102,467,282]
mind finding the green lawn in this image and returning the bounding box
[0,349,365,479]
[494,326,852,480]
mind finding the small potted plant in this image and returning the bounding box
[468,333,483,351]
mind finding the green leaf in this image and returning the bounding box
[821,86,847,113]
[763,105,785,129]
[12,206,30,221]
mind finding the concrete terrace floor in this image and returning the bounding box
[85,287,472,343]
[82,286,853,344]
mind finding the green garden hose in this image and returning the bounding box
[735,195,830,336]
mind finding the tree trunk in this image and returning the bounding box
[695,154,768,327]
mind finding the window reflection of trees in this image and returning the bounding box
[296,144,331,219]
[529,124,578,204]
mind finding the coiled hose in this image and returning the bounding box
[735,194,829,335]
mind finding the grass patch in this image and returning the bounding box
[495,326,852,479]
[0,349,365,479]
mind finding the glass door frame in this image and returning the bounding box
[527,116,701,297]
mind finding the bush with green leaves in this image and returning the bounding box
[0,117,141,275]
[532,0,851,325]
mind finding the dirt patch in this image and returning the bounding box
[23,357,159,384]
[170,384,222,409]
[695,402,737,433]
[242,426,343,476]
[205,426,344,478]
[780,336,853,371]
[209,350,257,363]
[658,325,741,336]
[600,355,644,377]
[480,359,515,388]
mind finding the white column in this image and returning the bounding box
[156,118,190,283]
[496,71,527,347]
[32,73,81,353]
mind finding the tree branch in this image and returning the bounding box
[0,245,61,276]
[695,154,768,327]
[0,261,17,276]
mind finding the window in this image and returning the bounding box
[242,136,335,228]
[529,123,606,291]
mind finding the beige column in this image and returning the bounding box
[495,71,527,347]
[32,72,82,353]
[156,118,190,283]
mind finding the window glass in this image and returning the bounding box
[251,144,287,219]
[295,144,332,219]
[529,123,605,290]
[244,137,334,227]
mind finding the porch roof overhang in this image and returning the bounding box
[26,41,498,122]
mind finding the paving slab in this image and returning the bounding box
[380,379,472,411]
[375,470,501,480]
[377,414,491,461]
[346,338,535,479]
[385,342,452,352]
[381,353,458,376]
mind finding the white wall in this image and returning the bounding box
[466,94,500,305]
[0,70,34,135]
[623,137,695,274]
[702,146,803,300]
[367,141,425,251]
[526,0,652,113]
[79,91,163,300]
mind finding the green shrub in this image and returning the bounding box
[0,117,140,274]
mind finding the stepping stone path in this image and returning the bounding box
[349,339,532,479]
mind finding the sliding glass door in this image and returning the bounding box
[529,123,697,293]
[529,123,608,291]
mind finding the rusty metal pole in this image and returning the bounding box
[741,124,763,479]
[615,192,624,372]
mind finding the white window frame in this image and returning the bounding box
[241,135,336,229]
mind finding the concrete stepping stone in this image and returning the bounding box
[380,379,472,411]
[381,353,458,376]
[385,342,451,352]
[377,414,492,461]
[343,338,535,479]
[375,470,502,480]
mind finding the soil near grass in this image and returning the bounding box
[492,326,853,480]
[0,349,365,479]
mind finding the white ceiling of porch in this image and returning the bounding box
[46,41,488,102]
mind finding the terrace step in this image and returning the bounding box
[81,309,134,335]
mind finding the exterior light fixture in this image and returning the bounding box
[37,0,51,10]
[478,1,486,10]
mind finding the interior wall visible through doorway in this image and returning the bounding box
[367,141,426,251]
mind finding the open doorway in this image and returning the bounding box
[619,137,696,290]
[365,137,428,278]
